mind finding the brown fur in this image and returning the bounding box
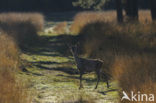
[70,45,109,89]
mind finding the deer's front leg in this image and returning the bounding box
[106,79,110,88]
[95,72,100,89]
[79,73,83,89]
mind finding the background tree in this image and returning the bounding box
[73,0,109,10]
[150,0,156,20]
[73,0,123,22]
[116,0,123,22]
[124,0,139,20]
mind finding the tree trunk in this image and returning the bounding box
[116,0,123,22]
[125,0,138,21]
[150,0,156,20]
[132,0,138,20]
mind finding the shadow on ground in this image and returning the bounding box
[34,64,79,75]
[23,34,80,75]
[23,34,80,56]
[98,89,118,95]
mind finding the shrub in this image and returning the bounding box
[0,33,32,103]
[0,13,44,47]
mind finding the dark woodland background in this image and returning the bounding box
[0,0,150,12]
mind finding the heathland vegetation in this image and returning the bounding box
[0,13,44,102]
[70,9,156,102]
[0,33,32,103]
[0,0,156,103]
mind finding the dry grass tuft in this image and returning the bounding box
[0,13,44,31]
[0,33,32,103]
[70,11,117,34]
[0,33,19,70]
[0,13,44,47]
[112,55,156,103]
[139,10,152,23]
[53,21,68,34]
[71,10,152,34]
[0,71,32,103]
[79,22,156,57]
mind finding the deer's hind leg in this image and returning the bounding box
[79,73,84,89]
[106,79,110,88]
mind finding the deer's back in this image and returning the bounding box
[76,57,103,73]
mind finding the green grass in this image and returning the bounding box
[20,31,119,103]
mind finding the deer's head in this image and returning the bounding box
[68,44,79,56]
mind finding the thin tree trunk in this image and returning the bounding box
[150,0,156,20]
[132,0,138,20]
[125,0,131,17]
[125,0,138,21]
[116,0,123,22]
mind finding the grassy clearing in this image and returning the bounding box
[21,32,119,103]
[2,10,154,103]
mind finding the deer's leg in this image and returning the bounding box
[95,71,100,89]
[79,73,83,89]
[106,79,110,88]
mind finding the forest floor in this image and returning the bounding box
[19,19,119,103]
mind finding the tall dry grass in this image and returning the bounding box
[112,55,156,103]
[0,33,32,103]
[70,11,117,34]
[0,33,19,70]
[53,22,68,34]
[139,10,152,23]
[75,11,156,103]
[79,22,156,57]
[0,13,44,47]
[71,10,152,34]
[0,13,44,31]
